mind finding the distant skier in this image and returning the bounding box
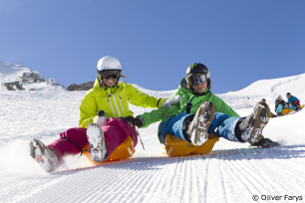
[123,63,279,149]
[286,92,301,111]
[28,56,177,172]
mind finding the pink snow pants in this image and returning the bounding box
[48,118,138,163]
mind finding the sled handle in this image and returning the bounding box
[185,103,192,114]
[97,110,105,117]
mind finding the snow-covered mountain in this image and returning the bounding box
[0,60,61,91]
[0,60,31,83]
[0,61,305,203]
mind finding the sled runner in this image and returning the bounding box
[162,133,219,157]
[82,136,135,165]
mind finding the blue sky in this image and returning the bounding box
[1,0,305,93]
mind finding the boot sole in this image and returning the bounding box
[249,102,271,142]
[87,124,107,162]
[191,102,215,146]
[31,139,55,172]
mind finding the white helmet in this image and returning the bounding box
[97,56,122,71]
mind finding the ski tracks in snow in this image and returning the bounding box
[1,146,304,203]
[1,88,305,203]
[205,147,305,202]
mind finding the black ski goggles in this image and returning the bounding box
[188,74,207,86]
[101,70,120,79]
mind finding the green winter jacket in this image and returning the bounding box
[139,78,240,128]
[79,78,166,128]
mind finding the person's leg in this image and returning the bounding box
[276,104,283,114]
[102,118,138,158]
[29,127,88,172]
[158,113,190,143]
[290,101,300,111]
[187,102,215,146]
[87,118,138,162]
[48,127,88,163]
[29,138,60,172]
[238,101,271,143]
[209,113,241,142]
[159,111,238,143]
[210,105,278,147]
[295,100,300,106]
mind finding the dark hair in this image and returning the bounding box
[207,78,212,90]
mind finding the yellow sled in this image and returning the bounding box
[162,133,219,157]
[82,136,135,165]
[83,132,219,163]
[281,104,304,116]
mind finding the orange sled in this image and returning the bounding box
[82,136,135,165]
[281,104,304,115]
[162,133,219,157]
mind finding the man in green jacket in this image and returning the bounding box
[124,63,279,148]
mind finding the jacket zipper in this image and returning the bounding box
[117,93,124,113]
[108,95,115,115]
[111,94,121,117]
[107,89,122,117]
[107,89,115,115]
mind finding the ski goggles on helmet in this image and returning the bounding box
[101,70,120,79]
[188,74,207,86]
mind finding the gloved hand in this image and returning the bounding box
[161,95,182,108]
[253,137,280,148]
[122,116,143,128]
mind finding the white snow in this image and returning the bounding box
[0,60,305,203]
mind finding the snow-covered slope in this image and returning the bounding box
[0,64,305,203]
[217,73,305,110]
[0,60,31,84]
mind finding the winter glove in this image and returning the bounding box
[251,136,280,148]
[122,116,144,128]
[161,95,182,108]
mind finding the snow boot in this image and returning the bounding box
[29,138,59,173]
[187,101,215,146]
[294,105,300,112]
[182,115,195,142]
[252,137,280,148]
[239,101,271,143]
[86,123,108,162]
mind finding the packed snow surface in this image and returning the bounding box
[1,63,305,202]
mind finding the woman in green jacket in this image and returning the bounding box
[28,56,176,172]
[125,63,279,148]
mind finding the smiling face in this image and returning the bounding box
[100,70,120,87]
[103,77,118,87]
[192,80,208,94]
